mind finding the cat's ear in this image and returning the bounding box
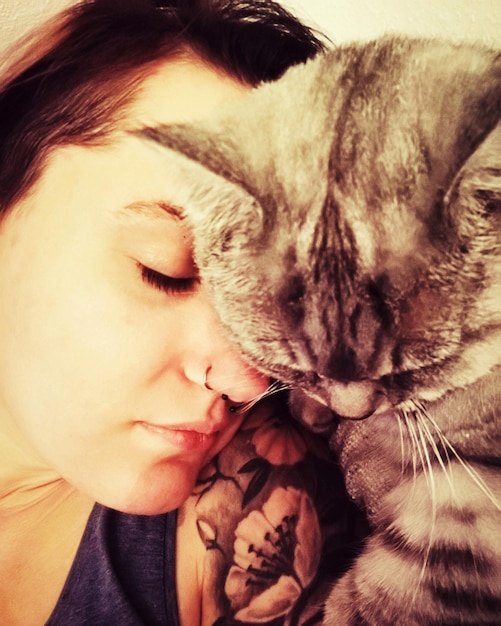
[445,122,501,237]
[140,117,293,245]
[141,122,246,192]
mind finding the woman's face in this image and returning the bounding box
[0,55,268,514]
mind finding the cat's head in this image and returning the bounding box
[140,37,501,421]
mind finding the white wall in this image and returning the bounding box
[282,0,501,45]
[0,0,74,52]
[1,0,500,54]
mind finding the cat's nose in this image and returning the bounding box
[325,379,389,420]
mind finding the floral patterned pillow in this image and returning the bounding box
[182,395,367,625]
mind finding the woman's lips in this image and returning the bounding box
[136,420,218,451]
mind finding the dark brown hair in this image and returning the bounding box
[0,0,326,213]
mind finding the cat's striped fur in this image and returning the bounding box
[142,37,501,625]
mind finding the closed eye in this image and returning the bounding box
[140,264,199,295]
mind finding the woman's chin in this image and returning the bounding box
[93,460,200,516]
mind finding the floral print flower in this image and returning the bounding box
[244,403,307,466]
[252,418,307,466]
[224,486,321,623]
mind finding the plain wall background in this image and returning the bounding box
[282,0,501,44]
[1,0,500,55]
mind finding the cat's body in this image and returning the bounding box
[142,37,501,625]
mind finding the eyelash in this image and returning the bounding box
[140,265,199,295]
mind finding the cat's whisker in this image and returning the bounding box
[203,369,286,406]
[395,409,408,476]
[414,403,457,500]
[401,406,429,595]
[402,408,425,490]
[411,412,443,603]
[267,379,292,394]
[423,411,501,511]
[405,406,441,592]
[422,413,455,483]
[427,420,454,471]
[415,413,438,518]
[229,379,291,414]
[207,364,291,394]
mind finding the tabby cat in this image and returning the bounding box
[141,37,501,625]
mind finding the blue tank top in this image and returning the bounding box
[46,504,180,625]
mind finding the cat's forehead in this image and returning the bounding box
[144,37,499,192]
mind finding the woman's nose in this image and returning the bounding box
[205,352,270,404]
[182,293,270,404]
[183,332,270,404]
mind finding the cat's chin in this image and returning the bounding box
[288,384,396,438]
[288,389,337,435]
[291,375,395,421]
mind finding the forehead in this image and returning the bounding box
[7,53,250,222]
[127,52,250,128]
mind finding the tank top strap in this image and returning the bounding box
[46,504,180,625]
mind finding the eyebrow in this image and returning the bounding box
[121,200,184,220]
